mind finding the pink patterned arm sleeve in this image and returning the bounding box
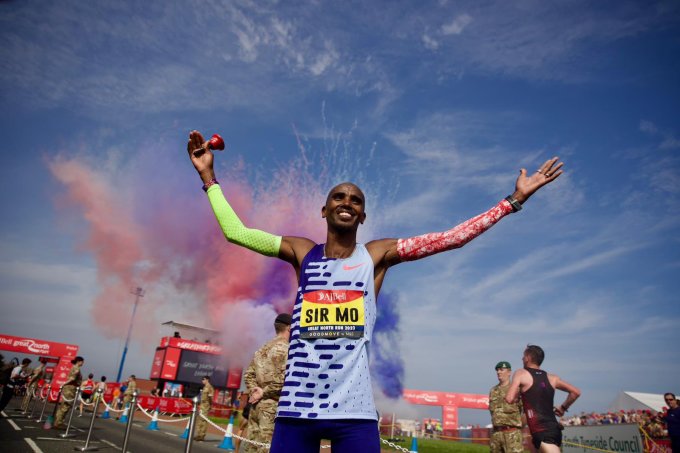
[397,199,514,261]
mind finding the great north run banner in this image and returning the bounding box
[563,423,644,453]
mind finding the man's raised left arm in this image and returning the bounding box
[373,157,564,268]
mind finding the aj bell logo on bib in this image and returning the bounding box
[300,290,365,339]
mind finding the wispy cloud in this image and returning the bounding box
[639,120,680,151]
[441,14,473,36]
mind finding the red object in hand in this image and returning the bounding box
[207,134,225,151]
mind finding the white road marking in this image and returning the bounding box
[101,439,121,449]
[36,437,97,442]
[7,417,21,430]
[163,431,179,436]
[24,438,44,453]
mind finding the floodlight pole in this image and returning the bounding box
[115,287,144,383]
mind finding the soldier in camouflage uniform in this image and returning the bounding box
[54,356,84,429]
[243,313,292,453]
[194,376,214,441]
[21,357,46,411]
[123,375,137,407]
[489,361,524,453]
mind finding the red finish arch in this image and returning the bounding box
[403,389,489,430]
[1,333,79,399]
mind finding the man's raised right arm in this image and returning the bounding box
[187,130,313,266]
[205,185,282,257]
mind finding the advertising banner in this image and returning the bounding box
[226,368,242,389]
[149,348,165,379]
[176,350,228,386]
[103,382,122,403]
[0,333,78,359]
[563,423,643,453]
[442,405,459,431]
[48,357,76,400]
[160,347,181,380]
[403,389,489,431]
[159,337,222,355]
[403,389,489,409]
[136,396,193,414]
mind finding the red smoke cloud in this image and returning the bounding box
[47,143,371,366]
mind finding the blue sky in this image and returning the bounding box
[1,1,679,425]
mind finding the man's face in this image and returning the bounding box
[496,367,511,384]
[521,351,530,367]
[666,395,678,409]
[322,183,366,231]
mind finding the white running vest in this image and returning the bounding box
[276,243,377,420]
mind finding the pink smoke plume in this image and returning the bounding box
[47,132,382,368]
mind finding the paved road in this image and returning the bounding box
[0,397,236,453]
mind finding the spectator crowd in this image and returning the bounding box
[561,406,677,439]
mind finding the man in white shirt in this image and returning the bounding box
[0,358,31,411]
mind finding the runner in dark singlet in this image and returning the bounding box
[506,345,581,453]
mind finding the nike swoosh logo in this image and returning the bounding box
[342,263,366,271]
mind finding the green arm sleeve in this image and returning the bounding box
[206,184,282,257]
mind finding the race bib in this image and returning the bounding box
[300,290,365,339]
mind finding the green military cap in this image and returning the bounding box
[495,361,512,370]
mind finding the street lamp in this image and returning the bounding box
[115,286,144,383]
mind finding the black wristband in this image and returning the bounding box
[202,178,219,192]
[505,195,523,212]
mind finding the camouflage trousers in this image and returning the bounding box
[195,403,211,439]
[21,383,38,411]
[244,399,277,453]
[490,428,524,453]
[55,385,77,426]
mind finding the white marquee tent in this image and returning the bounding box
[608,391,667,413]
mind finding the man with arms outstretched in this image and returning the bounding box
[187,130,564,453]
[505,345,581,453]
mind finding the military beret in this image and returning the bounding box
[275,313,292,325]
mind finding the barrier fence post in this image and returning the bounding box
[37,383,51,423]
[183,396,199,453]
[75,387,102,452]
[60,386,82,439]
[121,391,138,453]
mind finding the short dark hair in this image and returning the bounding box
[274,321,290,334]
[21,358,32,365]
[524,345,545,366]
[72,356,84,364]
[130,375,136,379]
[202,376,210,381]
[101,376,107,382]
[325,182,365,206]
[665,392,676,400]
[88,373,94,379]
